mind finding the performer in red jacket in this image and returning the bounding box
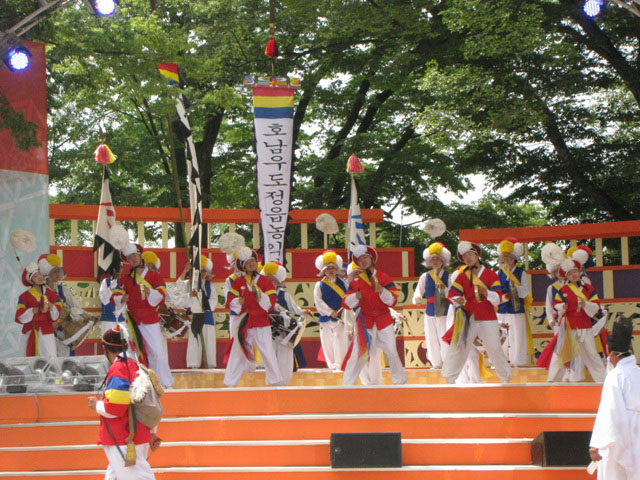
[15,262,62,357]
[547,258,607,383]
[88,327,154,479]
[442,241,512,384]
[341,245,408,385]
[224,247,285,387]
[113,243,172,388]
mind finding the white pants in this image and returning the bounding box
[343,323,408,385]
[358,348,383,385]
[442,319,512,384]
[498,313,528,366]
[186,324,217,368]
[456,349,482,384]
[319,321,349,370]
[423,314,449,368]
[19,331,56,357]
[138,323,173,388]
[274,339,294,386]
[547,328,606,383]
[224,326,285,387]
[103,443,155,480]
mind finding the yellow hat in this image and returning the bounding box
[141,251,160,269]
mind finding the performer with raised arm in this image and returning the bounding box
[442,241,512,384]
[99,264,126,336]
[112,243,173,388]
[413,242,451,369]
[88,326,155,480]
[548,258,607,383]
[224,247,284,387]
[313,250,349,370]
[341,245,408,385]
[15,262,62,357]
[496,237,531,367]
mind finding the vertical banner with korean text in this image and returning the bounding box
[253,85,295,264]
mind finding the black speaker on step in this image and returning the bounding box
[531,431,592,466]
[330,432,402,468]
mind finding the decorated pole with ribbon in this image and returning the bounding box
[158,64,209,362]
[93,143,120,282]
[346,154,366,261]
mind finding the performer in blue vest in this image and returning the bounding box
[496,237,530,367]
[313,250,349,370]
[99,269,126,336]
[412,242,451,369]
[263,262,307,384]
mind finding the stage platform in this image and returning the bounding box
[0,367,599,479]
[170,366,593,389]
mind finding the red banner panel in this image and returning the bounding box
[0,41,48,174]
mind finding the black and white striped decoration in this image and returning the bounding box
[175,97,209,314]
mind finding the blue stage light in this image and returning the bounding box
[6,47,31,71]
[583,0,605,18]
[93,0,118,16]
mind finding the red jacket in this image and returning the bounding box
[98,356,151,446]
[114,265,166,325]
[554,282,599,330]
[226,274,276,328]
[15,287,62,335]
[448,266,502,321]
[342,269,398,330]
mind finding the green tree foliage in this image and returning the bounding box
[4,0,639,251]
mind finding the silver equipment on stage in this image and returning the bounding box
[0,356,109,394]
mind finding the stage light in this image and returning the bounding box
[583,0,606,18]
[0,32,31,72]
[92,0,119,16]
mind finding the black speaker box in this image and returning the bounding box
[330,432,402,468]
[531,431,592,466]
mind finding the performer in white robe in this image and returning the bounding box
[590,315,640,480]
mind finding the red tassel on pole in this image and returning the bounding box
[94,144,117,164]
[265,38,278,58]
[346,154,364,174]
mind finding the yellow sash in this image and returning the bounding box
[134,272,153,290]
[358,272,373,287]
[29,286,42,301]
[322,278,346,298]
[466,269,489,291]
[567,283,590,302]
[428,270,446,289]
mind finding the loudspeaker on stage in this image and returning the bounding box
[531,431,592,466]
[330,432,402,468]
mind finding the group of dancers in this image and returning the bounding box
[15,234,610,387]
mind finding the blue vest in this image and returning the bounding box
[203,281,215,325]
[56,284,67,302]
[423,271,450,316]
[318,278,347,323]
[497,267,525,314]
[100,278,125,323]
[276,290,288,310]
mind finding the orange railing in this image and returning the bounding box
[49,204,384,250]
